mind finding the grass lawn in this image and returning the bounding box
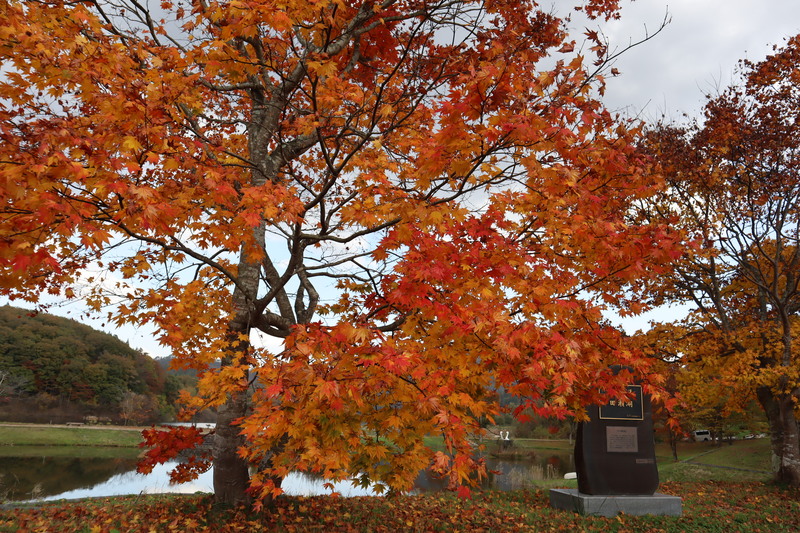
[657,439,774,483]
[0,425,143,448]
[0,445,141,459]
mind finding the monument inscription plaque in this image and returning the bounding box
[606,426,638,453]
[599,385,643,420]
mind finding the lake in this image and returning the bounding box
[0,445,573,503]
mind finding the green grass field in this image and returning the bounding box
[657,439,774,483]
[0,445,141,459]
[0,424,143,448]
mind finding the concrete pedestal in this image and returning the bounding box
[549,488,682,517]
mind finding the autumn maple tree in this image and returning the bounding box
[1,0,681,506]
[644,35,800,486]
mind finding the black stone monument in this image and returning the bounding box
[574,380,659,495]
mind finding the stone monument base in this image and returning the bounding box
[549,488,682,517]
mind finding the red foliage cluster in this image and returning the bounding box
[138,426,211,483]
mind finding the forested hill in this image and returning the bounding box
[0,305,179,423]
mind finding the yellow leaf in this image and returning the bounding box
[121,136,143,152]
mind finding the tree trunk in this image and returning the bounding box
[208,80,298,506]
[669,428,679,462]
[211,239,263,506]
[213,387,251,506]
[756,386,800,486]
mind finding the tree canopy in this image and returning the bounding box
[643,34,800,486]
[1,0,682,505]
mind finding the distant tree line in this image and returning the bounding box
[0,306,195,424]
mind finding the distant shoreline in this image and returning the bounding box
[0,422,146,432]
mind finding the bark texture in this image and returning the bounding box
[757,386,800,486]
[213,388,252,506]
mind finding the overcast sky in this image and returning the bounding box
[585,0,800,121]
[6,1,800,357]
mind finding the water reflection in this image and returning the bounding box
[0,450,572,503]
[0,453,139,502]
[413,453,573,492]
